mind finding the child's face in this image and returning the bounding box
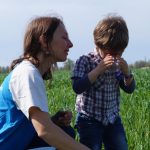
[100,49,124,59]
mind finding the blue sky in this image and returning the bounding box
[0,0,150,67]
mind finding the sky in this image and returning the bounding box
[0,0,150,67]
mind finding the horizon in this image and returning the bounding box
[0,0,150,67]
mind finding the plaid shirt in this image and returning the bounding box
[72,50,122,125]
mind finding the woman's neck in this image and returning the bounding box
[37,53,54,76]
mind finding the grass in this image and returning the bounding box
[0,68,149,150]
[46,69,150,150]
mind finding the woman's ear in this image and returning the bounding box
[39,35,51,55]
[39,35,47,49]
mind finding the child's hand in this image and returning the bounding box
[117,57,129,75]
[100,54,115,71]
[51,110,73,127]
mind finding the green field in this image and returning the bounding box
[0,69,149,150]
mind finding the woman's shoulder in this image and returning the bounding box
[11,60,41,80]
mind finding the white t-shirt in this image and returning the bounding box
[9,60,49,118]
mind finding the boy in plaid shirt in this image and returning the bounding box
[71,15,135,150]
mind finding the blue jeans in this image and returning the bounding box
[26,125,75,149]
[75,113,128,150]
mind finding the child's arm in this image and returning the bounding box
[72,54,115,94]
[72,75,92,94]
[119,74,135,93]
[117,57,136,93]
[72,59,110,94]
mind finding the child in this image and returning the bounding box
[71,15,135,150]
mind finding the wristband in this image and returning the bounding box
[124,73,133,79]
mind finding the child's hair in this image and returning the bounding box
[93,15,129,52]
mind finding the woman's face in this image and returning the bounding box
[49,23,73,62]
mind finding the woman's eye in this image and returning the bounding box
[63,36,68,40]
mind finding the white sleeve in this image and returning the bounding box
[9,66,49,118]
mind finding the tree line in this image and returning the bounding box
[0,59,150,73]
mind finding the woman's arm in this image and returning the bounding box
[29,107,90,150]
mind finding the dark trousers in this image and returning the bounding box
[26,125,75,149]
[76,113,128,150]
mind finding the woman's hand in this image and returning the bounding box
[29,107,90,150]
[51,110,73,126]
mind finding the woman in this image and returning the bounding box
[0,16,90,150]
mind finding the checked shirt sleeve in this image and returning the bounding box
[119,77,136,93]
[71,55,92,94]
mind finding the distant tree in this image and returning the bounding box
[0,66,10,73]
[134,60,150,68]
[52,63,58,71]
[127,60,150,69]
[63,58,75,70]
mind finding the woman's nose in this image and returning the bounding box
[68,39,73,48]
